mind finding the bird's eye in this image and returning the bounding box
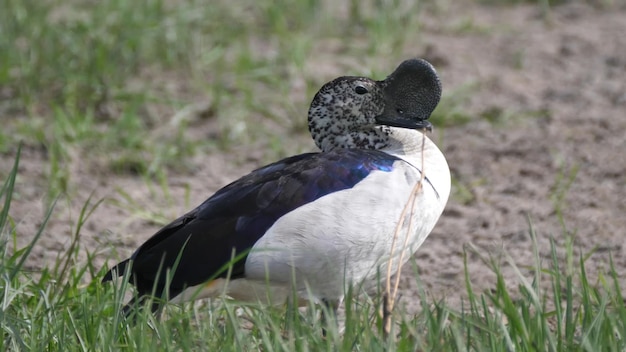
[397,108,404,115]
[355,85,368,95]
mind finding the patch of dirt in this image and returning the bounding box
[402,1,626,311]
[4,2,626,313]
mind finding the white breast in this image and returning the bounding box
[244,133,450,303]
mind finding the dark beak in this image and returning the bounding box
[375,116,433,132]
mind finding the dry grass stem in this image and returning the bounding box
[382,131,427,338]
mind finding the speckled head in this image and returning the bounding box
[307,58,442,152]
[308,76,385,152]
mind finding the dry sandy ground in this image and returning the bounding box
[3,2,626,313]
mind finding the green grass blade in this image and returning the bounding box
[0,144,21,235]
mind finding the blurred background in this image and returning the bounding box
[1,0,625,314]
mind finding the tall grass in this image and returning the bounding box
[2,150,625,350]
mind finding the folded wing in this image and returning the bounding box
[103,149,400,301]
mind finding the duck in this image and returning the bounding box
[102,58,451,318]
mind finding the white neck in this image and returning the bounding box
[383,128,451,205]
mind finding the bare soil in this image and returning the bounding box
[4,2,626,313]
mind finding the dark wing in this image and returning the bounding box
[103,149,399,299]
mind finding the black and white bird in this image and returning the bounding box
[102,58,451,316]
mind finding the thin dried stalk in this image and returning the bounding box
[382,131,427,338]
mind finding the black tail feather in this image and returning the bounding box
[101,258,161,322]
[102,258,131,283]
[103,258,182,322]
